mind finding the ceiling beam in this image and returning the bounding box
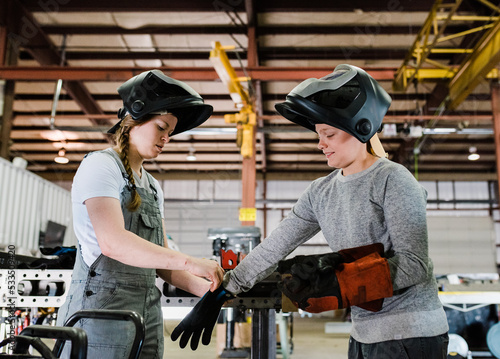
[20,0,433,12]
[42,25,246,35]
[11,109,495,119]
[260,114,494,122]
[36,169,498,182]
[448,17,500,109]
[22,0,245,12]
[21,49,434,62]
[21,49,417,61]
[39,24,475,36]
[13,92,493,102]
[9,0,106,120]
[0,66,397,81]
[254,0,436,12]
[38,51,243,61]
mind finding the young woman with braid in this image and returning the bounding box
[57,70,224,359]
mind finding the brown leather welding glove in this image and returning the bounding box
[338,243,384,262]
[337,243,386,311]
[280,251,393,313]
[277,243,386,308]
[277,243,384,284]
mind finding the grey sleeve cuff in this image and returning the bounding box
[223,270,242,295]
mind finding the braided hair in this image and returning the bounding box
[111,114,153,212]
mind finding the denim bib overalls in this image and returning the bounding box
[57,150,164,358]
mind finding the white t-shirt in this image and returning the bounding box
[72,148,164,266]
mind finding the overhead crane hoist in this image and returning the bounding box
[209,41,257,224]
[209,41,256,159]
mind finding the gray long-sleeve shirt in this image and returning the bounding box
[224,157,449,343]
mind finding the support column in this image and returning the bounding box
[0,1,17,160]
[491,83,500,274]
[0,24,6,66]
[251,309,276,359]
[241,131,257,226]
[0,81,14,159]
[491,83,500,201]
[240,0,258,226]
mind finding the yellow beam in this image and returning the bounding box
[209,42,257,158]
[394,67,498,91]
[209,41,251,109]
[428,48,474,54]
[437,23,495,43]
[394,0,442,90]
[448,17,500,109]
[475,0,500,13]
[393,0,466,92]
[407,67,498,80]
[435,15,499,21]
[406,67,457,79]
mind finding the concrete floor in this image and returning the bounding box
[164,313,350,359]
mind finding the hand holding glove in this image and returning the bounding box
[170,285,234,350]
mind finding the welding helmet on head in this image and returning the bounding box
[108,69,213,136]
[275,64,391,143]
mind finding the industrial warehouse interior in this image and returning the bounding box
[0,0,500,358]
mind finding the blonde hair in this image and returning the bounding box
[367,140,375,156]
[111,114,153,212]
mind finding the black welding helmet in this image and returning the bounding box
[108,69,213,136]
[275,64,391,143]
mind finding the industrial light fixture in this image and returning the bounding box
[468,146,480,161]
[186,146,197,161]
[54,148,69,164]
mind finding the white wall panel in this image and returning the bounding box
[493,210,500,268]
[420,181,438,209]
[162,180,197,200]
[428,216,496,274]
[213,180,241,200]
[0,157,76,254]
[266,180,310,200]
[164,202,241,258]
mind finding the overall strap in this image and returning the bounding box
[144,171,159,202]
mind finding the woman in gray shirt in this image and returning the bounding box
[172,64,449,358]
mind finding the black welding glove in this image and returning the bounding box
[277,252,344,295]
[277,243,389,312]
[170,285,234,350]
[277,253,343,310]
[277,253,341,277]
[281,251,393,313]
[277,243,384,286]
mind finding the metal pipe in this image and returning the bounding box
[49,35,67,130]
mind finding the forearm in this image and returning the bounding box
[85,196,222,291]
[388,254,430,288]
[384,172,431,291]
[385,202,430,291]
[225,211,320,294]
[157,268,211,297]
[100,228,192,271]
